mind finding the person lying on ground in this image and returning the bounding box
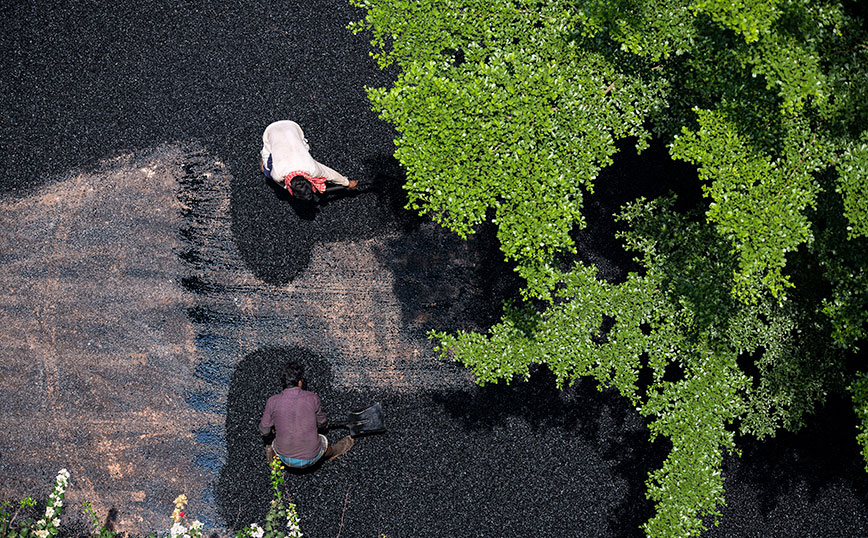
[259,360,353,468]
[259,120,358,202]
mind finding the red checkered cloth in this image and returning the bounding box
[284,170,327,196]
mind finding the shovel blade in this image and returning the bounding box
[346,402,385,437]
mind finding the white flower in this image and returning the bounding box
[169,522,187,538]
[51,518,61,528]
[58,468,70,477]
[286,503,302,537]
[35,530,49,538]
[54,500,62,508]
[45,507,54,517]
[190,520,203,531]
[249,523,265,538]
[287,518,303,537]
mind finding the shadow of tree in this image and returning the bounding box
[372,219,523,339]
[569,137,702,283]
[725,394,868,518]
[431,366,668,536]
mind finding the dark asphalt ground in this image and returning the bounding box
[2,1,867,536]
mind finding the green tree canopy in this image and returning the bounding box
[350,0,868,535]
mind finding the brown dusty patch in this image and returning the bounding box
[0,148,210,534]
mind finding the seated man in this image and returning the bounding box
[259,120,358,202]
[259,361,353,468]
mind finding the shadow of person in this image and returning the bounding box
[104,508,119,533]
[215,347,336,533]
[231,153,412,286]
[264,174,373,218]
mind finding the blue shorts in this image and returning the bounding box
[274,435,328,468]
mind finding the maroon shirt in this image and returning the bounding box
[259,387,327,459]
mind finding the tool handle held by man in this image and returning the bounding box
[323,179,374,194]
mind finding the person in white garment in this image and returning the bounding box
[260,120,358,201]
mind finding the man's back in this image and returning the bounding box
[262,120,317,181]
[260,387,327,460]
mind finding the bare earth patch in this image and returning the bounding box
[0,148,205,532]
[0,144,473,534]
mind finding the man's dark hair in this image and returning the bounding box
[289,175,315,202]
[282,361,305,389]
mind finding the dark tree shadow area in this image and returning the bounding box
[219,353,667,537]
[372,137,702,339]
[431,366,670,536]
[570,137,703,283]
[740,398,868,515]
[367,136,704,348]
[704,393,868,537]
[372,219,524,338]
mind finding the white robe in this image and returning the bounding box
[260,120,350,187]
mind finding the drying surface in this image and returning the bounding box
[1,1,867,536]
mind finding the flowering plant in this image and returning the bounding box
[1,465,304,538]
[29,468,70,538]
[235,458,302,538]
[165,494,203,538]
[0,468,70,537]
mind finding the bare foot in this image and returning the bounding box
[328,436,355,462]
[347,179,359,189]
